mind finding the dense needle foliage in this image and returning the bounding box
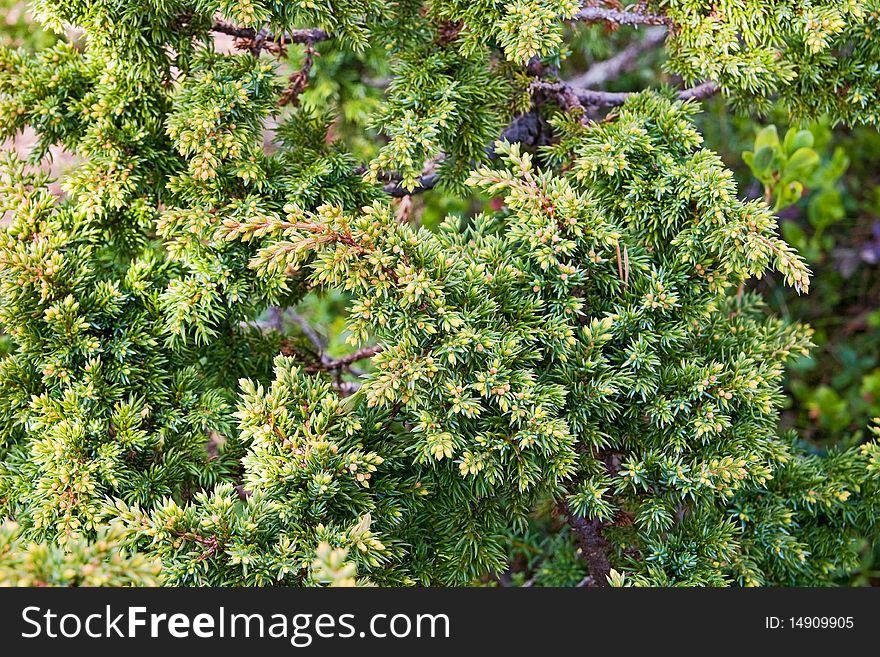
[0,1,877,587]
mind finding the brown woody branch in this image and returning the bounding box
[211,18,329,56]
[211,19,329,44]
[278,42,317,106]
[568,26,667,89]
[175,531,223,561]
[288,311,327,352]
[305,345,383,373]
[678,81,719,101]
[559,501,613,586]
[531,78,718,113]
[576,6,672,27]
[276,312,374,396]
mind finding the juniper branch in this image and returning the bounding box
[575,6,672,27]
[531,79,718,113]
[306,345,383,373]
[211,19,330,44]
[378,76,716,196]
[678,81,720,101]
[211,18,330,56]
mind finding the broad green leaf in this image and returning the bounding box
[753,145,776,173]
[784,128,814,154]
[784,147,820,178]
[754,125,779,151]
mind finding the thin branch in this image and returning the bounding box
[278,42,317,106]
[264,306,284,331]
[568,26,666,89]
[575,86,635,108]
[531,79,626,111]
[288,311,326,352]
[576,6,672,27]
[283,313,366,377]
[678,80,719,101]
[531,78,718,112]
[211,19,330,44]
[211,18,329,56]
[307,345,383,373]
[560,502,613,587]
[531,79,591,113]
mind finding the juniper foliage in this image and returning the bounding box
[0,1,877,586]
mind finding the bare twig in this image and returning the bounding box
[531,79,627,112]
[306,345,383,373]
[265,306,284,331]
[211,19,330,44]
[568,26,666,89]
[614,240,630,287]
[286,311,368,374]
[278,42,317,106]
[211,18,329,56]
[576,6,672,27]
[531,78,718,113]
[288,311,326,352]
[677,80,719,101]
[394,194,414,224]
